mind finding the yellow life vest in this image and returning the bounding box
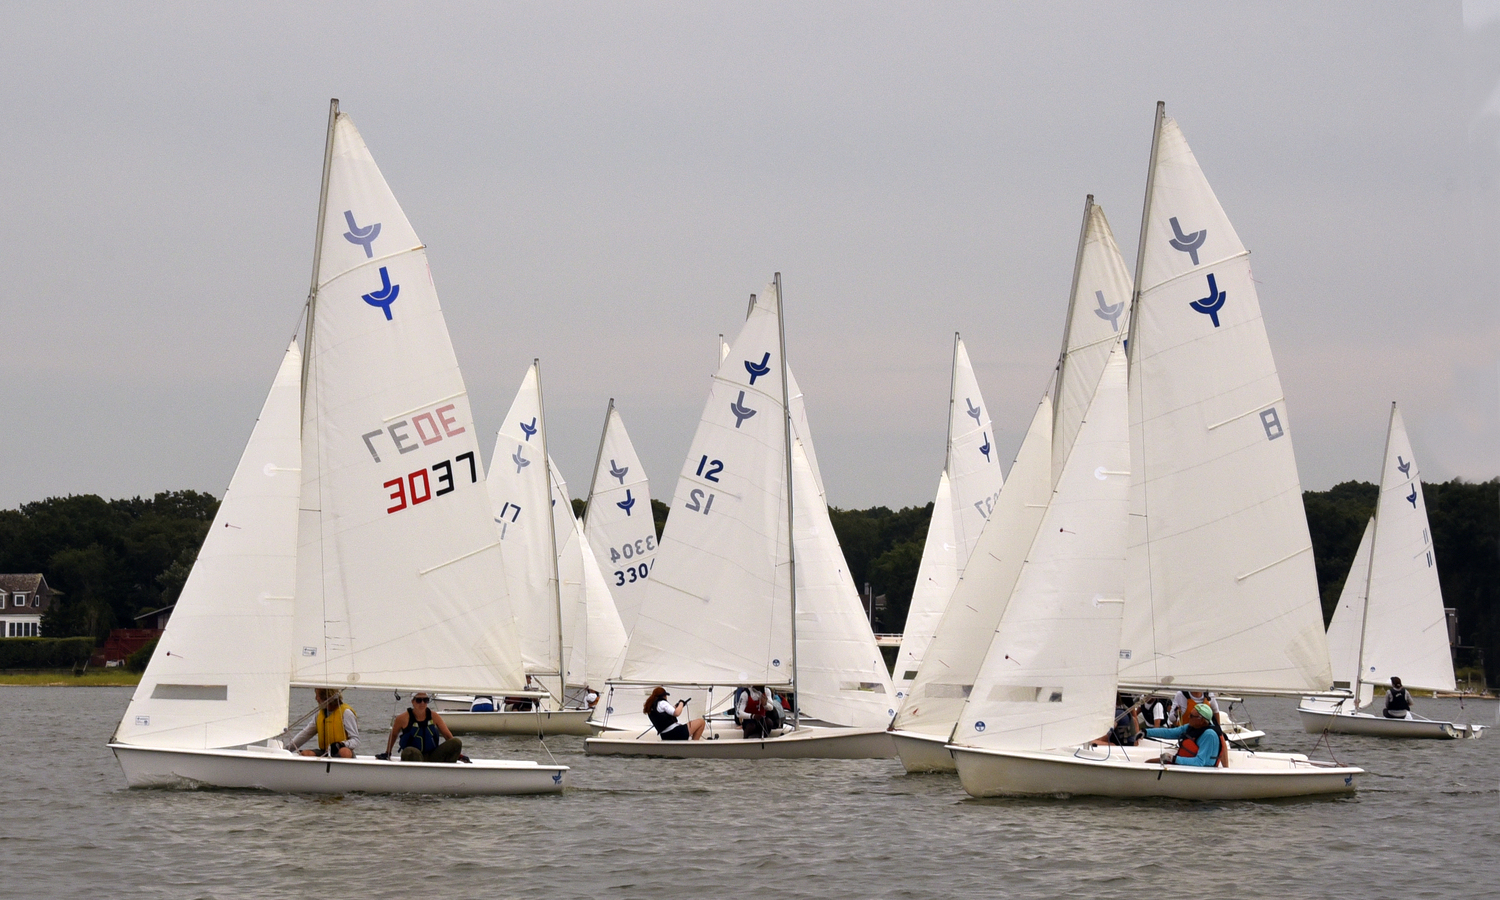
[315,702,352,749]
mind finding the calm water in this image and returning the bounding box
[2,687,1496,900]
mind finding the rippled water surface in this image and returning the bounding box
[3,688,1497,899]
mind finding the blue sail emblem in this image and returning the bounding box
[744,352,771,385]
[609,459,629,483]
[361,266,400,320]
[342,210,381,258]
[729,391,757,428]
[519,417,538,441]
[1189,273,1226,327]
[979,433,991,462]
[1406,487,1417,508]
[617,489,636,516]
[1094,291,1123,332]
[965,399,981,424]
[1168,216,1207,265]
[512,445,530,474]
[1397,456,1411,477]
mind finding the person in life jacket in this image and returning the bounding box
[735,685,783,739]
[1168,689,1220,727]
[1383,676,1415,719]
[288,688,359,758]
[1141,703,1226,768]
[382,693,465,763]
[644,687,706,741]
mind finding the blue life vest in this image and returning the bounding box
[399,707,442,752]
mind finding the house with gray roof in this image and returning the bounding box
[0,574,56,638]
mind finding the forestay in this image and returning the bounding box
[293,112,526,694]
[115,344,303,749]
[1324,519,1374,703]
[1118,110,1331,694]
[1357,405,1455,694]
[618,288,793,688]
[955,345,1130,752]
[891,397,1054,739]
[583,402,657,633]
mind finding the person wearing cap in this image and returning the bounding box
[384,692,464,763]
[288,688,359,758]
[1140,702,1223,767]
[1383,676,1415,719]
[644,686,706,741]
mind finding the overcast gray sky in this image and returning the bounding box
[2,3,1497,511]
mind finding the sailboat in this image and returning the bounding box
[110,101,566,794]
[586,276,898,759]
[1299,404,1485,738]
[888,195,1133,773]
[583,400,658,635]
[442,362,625,735]
[892,336,1004,697]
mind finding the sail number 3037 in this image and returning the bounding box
[384,452,478,514]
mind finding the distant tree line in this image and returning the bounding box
[4,480,1495,684]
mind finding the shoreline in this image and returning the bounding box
[0,670,141,687]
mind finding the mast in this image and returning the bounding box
[1055,194,1094,415]
[1351,402,1397,705]
[535,359,566,704]
[301,98,339,413]
[776,273,798,727]
[944,333,959,474]
[582,398,615,531]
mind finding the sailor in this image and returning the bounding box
[1143,695,1166,728]
[644,687,706,741]
[582,686,601,709]
[1141,703,1225,768]
[735,685,782,739]
[1168,689,1220,726]
[384,693,465,763]
[1383,677,1415,719]
[288,688,359,758]
[469,695,497,712]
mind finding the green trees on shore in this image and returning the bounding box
[3,479,1494,684]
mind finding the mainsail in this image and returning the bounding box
[115,344,303,749]
[1118,105,1332,694]
[583,401,657,634]
[954,345,1130,752]
[893,337,1004,690]
[292,109,526,694]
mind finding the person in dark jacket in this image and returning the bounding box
[1383,676,1415,719]
[383,693,464,762]
[644,686,706,740]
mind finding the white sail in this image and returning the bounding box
[574,515,630,687]
[1055,198,1134,486]
[955,344,1130,751]
[1118,110,1332,695]
[1324,518,1373,697]
[893,471,958,687]
[115,343,303,749]
[891,396,1054,739]
[947,338,1005,566]
[292,112,526,694]
[1359,405,1455,693]
[486,363,562,688]
[549,463,588,694]
[788,434,898,728]
[583,402,658,633]
[618,287,793,687]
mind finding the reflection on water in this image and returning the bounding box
[5,688,1497,899]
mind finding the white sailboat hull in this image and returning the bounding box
[1297,703,1484,739]
[441,708,596,736]
[950,744,1361,800]
[891,730,957,773]
[111,744,567,795]
[585,725,895,759]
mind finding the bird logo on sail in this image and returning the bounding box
[744,352,771,385]
[512,445,530,474]
[965,399,982,424]
[1094,291,1123,331]
[979,433,991,462]
[1189,273,1226,327]
[617,489,636,516]
[730,391,757,428]
[1397,456,1411,477]
[342,210,381,258]
[1168,216,1207,265]
[609,460,629,483]
[361,266,400,320]
[1406,487,1417,508]
[519,417,538,441]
